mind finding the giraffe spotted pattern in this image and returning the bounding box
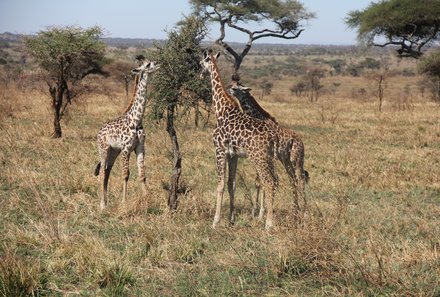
[201,51,280,230]
[95,60,158,209]
[229,81,308,222]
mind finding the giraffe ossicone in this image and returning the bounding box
[94,60,158,210]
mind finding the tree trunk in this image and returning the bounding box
[166,104,182,210]
[378,76,384,112]
[194,101,199,127]
[50,84,63,138]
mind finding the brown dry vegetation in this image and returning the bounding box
[0,45,439,296]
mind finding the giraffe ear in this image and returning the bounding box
[214,52,220,59]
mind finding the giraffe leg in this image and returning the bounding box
[256,174,266,220]
[261,172,276,230]
[291,142,307,222]
[227,155,238,224]
[135,137,147,196]
[295,155,307,216]
[281,155,301,223]
[99,147,109,210]
[213,148,226,229]
[253,173,262,217]
[99,147,119,209]
[254,155,277,230]
[121,150,130,203]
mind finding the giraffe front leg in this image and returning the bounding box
[135,138,147,196]
[99,147,119,210]
[213,149,226,229]
[227,155,238,225]
[121,150,130,203]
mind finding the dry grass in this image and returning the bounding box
[0,62,439,296]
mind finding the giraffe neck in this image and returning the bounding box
[126,71,149,127]
[209,61,241,118]
[239,92,278,124]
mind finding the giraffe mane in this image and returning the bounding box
[243,89,278,124]
[122,73,140,114]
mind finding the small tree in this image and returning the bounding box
[365,70,395,112]
[303,68,325,102]
[25,26,107,138]
[148,16,210,210]
[106,60,134,98]
[191,0,314,79]
[346,0,440,58]
[418,50,440,102]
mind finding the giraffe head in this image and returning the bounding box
[229,80,278,123]
[228,80,252,103]
[200,50,220,78]
[131,60,159,77]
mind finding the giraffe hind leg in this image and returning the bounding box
[100,147,119,209]
[227,155,238,224]
[121,150,131,203]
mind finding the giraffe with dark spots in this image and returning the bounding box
[200,51,280,230]
[229,81,308,221]
[94,60,158,209]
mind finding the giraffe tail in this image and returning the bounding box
[94,162,101,176]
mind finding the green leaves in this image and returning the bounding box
[25,26,106,81]
[190,0,314,38]
[147,16,210,120]
[346,0,440,58]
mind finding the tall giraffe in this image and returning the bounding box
[200,50,279,229]
[229,81,308,220]
[94,60,158,209]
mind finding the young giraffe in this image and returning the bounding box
[229,81,308,220]
[200,50,279,229]
[94,60,158,209]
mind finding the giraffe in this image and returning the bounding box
[94,60,158,209]
[200,50,279,229]
[229,81,308,221]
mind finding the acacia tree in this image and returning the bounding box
[25,26,107,138]
[190,0,314,79]
[148,16,210,210]
[346,0,440,59]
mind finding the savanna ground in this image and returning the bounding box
[0,45,439,296]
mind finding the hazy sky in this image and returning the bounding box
[0,0,372,45]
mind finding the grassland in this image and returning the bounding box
[0,48,439,296]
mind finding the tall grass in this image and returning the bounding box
[0,66,439,296]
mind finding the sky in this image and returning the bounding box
[0,0,373,45]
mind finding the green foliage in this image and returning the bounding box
[190,0,314,77]
[147,16,210,120]
[418,50,440,77]
[358,57,381,70]
[24,26,108,137]
[346,0,440,58]
[192,0,314,33]
[418,50,440,102]
[25,26,107,82]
